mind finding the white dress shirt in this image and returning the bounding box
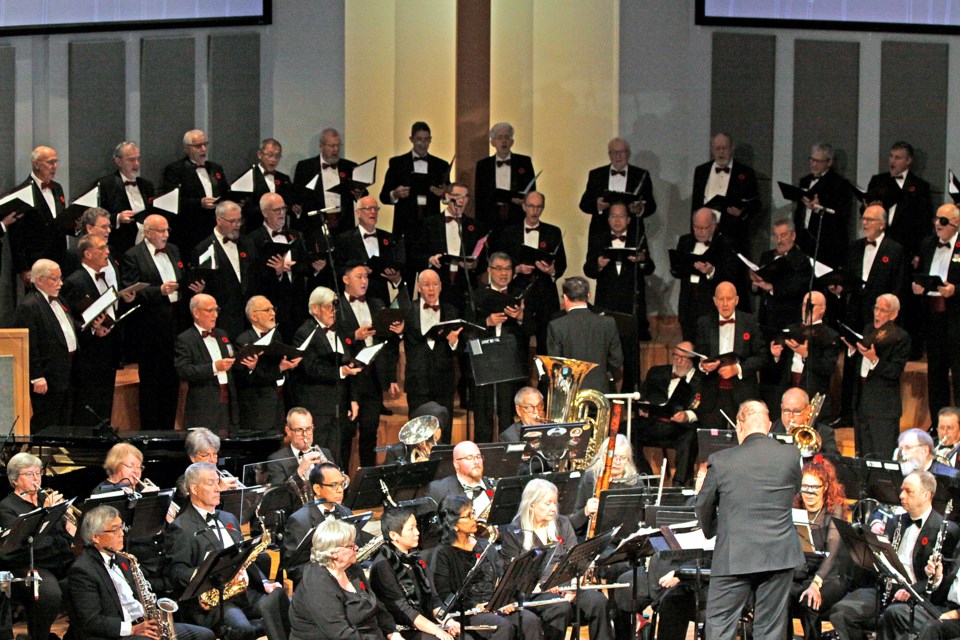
[862,233,884,284]
[494,154,512,190]
[195,324,228,384]
[99,550,144,634]
[320,162,341,211]
[148,242,179,303]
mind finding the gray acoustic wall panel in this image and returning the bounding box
[69,40,126,197]
[209,33,260,181]
[0,46,15,193]
[141,37,196,187]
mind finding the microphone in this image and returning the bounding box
[815,205,836,215]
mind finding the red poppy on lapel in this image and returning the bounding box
[909,186,916,193]
[882,256,890,264]
[359,580,366,591]
[345,338,353,345]
[955,242,960,250]
[221,336,229,344]
[274,178,281,186]
[339,171,347,179]
[475,553,481,560]
[518,167,526,175]
[215,172,222,180]
[737,174,745,181]
[418,559,427,569]
[177,261,184,269]
[743,332,750,341]
[556,536,563,545]
[486,489,494,498]
[467,225,475,232]
[60,304,68,312]
[226,523,235,531]
[382,238,389,247]
[539,241,547,249]
[922,536,929,546]
[59,196,65,203]
[120,562,128,571]
[240,252,247,258]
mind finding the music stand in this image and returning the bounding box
[595,489,647,540]
[541,530,618,640]
[0,500,73,598]
[127,491,175,539]
[220,485,267,526]
[429,443,527,481]
[179,534,266,631]
[520,422,590,470]
[485,471,584,527]
[696,429,737,460]
[644,505,697,528]
[597,530,661,640]
[343,461,440,509]
[833,457,903,523]
[486,548,554,623]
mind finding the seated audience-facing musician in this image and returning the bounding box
[263,407,334,490]
[569,434,641,541]
[897,428,960,478]
[93,442,161,495]
[424,441,494,516]
[934,406,960,468]
[769,387,839,455]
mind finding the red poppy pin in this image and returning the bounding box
[743,332,750,341]
[418,559,427,570]
[737,174,745,181]
[382,238,389,247]
[539,241,547,249]
[345,337,353,345]
[922,536,929,546]
[475,553,481,560]
[467,225,475,232]
[882,256,890,264]
[59,195,65,203]
[60,303,68,312]
[177,261,184,269]
[226,523,235,531]
[147,197,154,206]
[339,171,347,179]
[215,172,222,180]
[240,251,247,258]
[556,536,563,545]
[955,241,960,250]
[221,336,229,344]
[813,454,824,465]
[909,185,916,193]
[518,167,526,175]
[359,580,366,591]
[120,562,128,571]
[274,178,280,186]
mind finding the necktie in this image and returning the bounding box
[719,319,735,326]
[201,331,213,339]
[272,230,287,238]
[362,232,377,239]
[496,159,511,168]
[40,181,52,190]
[445,216,459,224]
[154,246,167,254]
[611,170,626,177]
[865,240,877,247]
[715,167,730,174]
[95,272,106,281]
[525,226,539,233]
[612,234,626,241]
[939,242,951,249]
[323,163,337,171]
[123,181,137,187]
[297,451,304,460]
[349,295,366,303]
[423,303,440,312]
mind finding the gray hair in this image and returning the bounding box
[310,519,356,567]
[215,200,240,219]
[308,286,336,311]
[898,427,935,451]
[7,452,42,488]
[488,251,513,266]
[78,233,106,257]
[586,434,639,481]
[908,469,937,496]
[876,293,901,313]
[561,276,590,302]
[80,207,110,232]
[514,386,542,406]
[80,505,120,545]
[939,406,960,424]
[185,428,220,459]
[184,462,218,496]
[245,295,270,321]
[489,122,514,140]
[772,218,795,232]
[320,128,341,143]
[30,259,59,283]
[182,129,205,147]
[113,141,139,159]
[811,142,833,161]
[517,478,558,550]
[608,137,631,154]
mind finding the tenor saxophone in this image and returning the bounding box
[108,548,178,640]
[198,531,271,610]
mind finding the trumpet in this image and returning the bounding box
[217,469,245,489]
[138,477,161,493]
[31,489,82,528]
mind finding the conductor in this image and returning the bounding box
[695,400,804,640]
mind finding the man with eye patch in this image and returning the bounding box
[912,203,960,419]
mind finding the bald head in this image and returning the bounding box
[260,192,286,231]
[802,290,827,323]
[736,400,771,443]
[190,293,218,331]
[936,203,960,241]
[692,208,717,244]
[452,440,483,483]
[417,269,442,304]
[713,281,738,318]
[143,214,170,250]
[861,205,886,241]
[356,194,379,231]
[31,146,58,182]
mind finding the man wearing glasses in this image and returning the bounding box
[792,143,852,269]
[769,387,838,455]
[425,441,494,517]
[292,127,363,236]
[896,428,959,478]
[265,407,334,487]
[239,138,293,233]
[335,194,406,303]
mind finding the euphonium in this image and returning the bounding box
[108,548,178,640]
[535,355,612,470]
[788,392,824,457]
[198,531,271,610]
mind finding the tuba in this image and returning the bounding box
[535,355,612,470]
[788,392,824,457]
[399,415,440,463]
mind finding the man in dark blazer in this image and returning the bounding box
[690,133,760,251]
[768,387,838,455]
[96,141,155,255]
[120,214,188,429]
[492,190,565,355]
[423,441,494,510]
[672,208,741,342]
[162,129,230,259]
[335,194,406,304]
[866,141,933,263]
[474,122,536,233]
[263,408,335,488]
[14,259,80,429]
[0,209,19,278]
[174,293,247,433]
[291,127,360,237]
[545,276,624,394]
[67,504,214,640]
[694,281,766,430]
[897,428,960,479]
[578,136,657,239]
[236,138,294,234]
[164,462,288,640]
[751,219,813,332]
[696,400,804,640]
[792,143,853,269]
[8,145,68,286]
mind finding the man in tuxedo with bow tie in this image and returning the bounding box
[578,136,657,239]
[792,142,853,269]
[292,127,360,237]
[335,195,406,304]
[424,441,494,513]
[474,122,537,233]
[163,129,230,259]
[96,141,155,255]
[238,138,294,233]
[751,219,813,334]
[690,133,760,251]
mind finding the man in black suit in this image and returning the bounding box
[690,133,760,250]
[831,470,952,640]
[867,141,933,264]
[96,141,155,255]
[263,408,335,488]
[768,387,839,455]
[292,127,359,237]
[793,142,853,269]
[164,462,289,640]
[335,194,406,304]
[237,138,294,233]
[162,129,230,259]
[423,440,494,513]
[546,276,624,394]
[696,400,804,640]
[911,203,960,420]
[500,386,544,442]
[578,136,657,239]
[474,122,536,233]
[672,208,741,342]
[14,259,80,428]
[843,293,911,458]
[751,218,813,332]
[694,281,766,430]
[8,145,67,287]
[67,505,214,640]
[0,209,19,279]
[492,190,565,354]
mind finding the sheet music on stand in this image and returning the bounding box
[219,485,267,526]
[429,442,527,481]
[80,489,175,540]
[343,461,441,509]
[541,529,618,591]
[0,500,74,555]
[595,488,647,540]
[486,548,554,612]
[485,471,583,527]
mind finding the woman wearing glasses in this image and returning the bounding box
[568,434,641,540]
[92,442,159,495]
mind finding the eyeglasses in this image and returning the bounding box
[102,525,128,535]
[220,218,242,226]
[264,206,289,214]
[800,484,823,491]
[319,479,349,490]
[19,470,41,479]
[782,407,805,415]
[289,427,314,435]
[199,306,221,314]
[861,216,882,223]
[120,462,144,472]
[454,454,484,463]
[489,265,512,272]
[458,513,476,521]
[612,454,629,463]
[187,141,209,148]
[252,307,275,314]
[517,403,543,411]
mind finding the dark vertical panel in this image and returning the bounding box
[879,41,947,187]
[0,46,14,193]
[711,32,775,257]
[141,37,195,187]
[456,0,490,217]
[209,33,260,181]
[69,41,125,196]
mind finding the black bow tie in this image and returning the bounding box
[939,242,951,249]
[349,295,366,303]
[205,512,218,524]
[671,373,682,380]
[194,163,209,171]
[362,232,377,239]
[40,181,53,190]
[123,180,137,187]
[95,272,106,281]
[200,330,214,339]
[414,155,428,162]
[865,240,877,247]
[715,166,730,174]
[525,226,539,233]
[610,170,626,177]
[719,318,735,326]
[323,163,337,171]
[612,234,626,241]
[263,170,274,177]
[47,295,60,304]
[496,159,511,168]
[463,485,484,499]
[272,230,287,238]
[906,517,922,529]
[320,325,334,334]
[423,303,440,312]
[700,240,711,247]
[154,246,167,254]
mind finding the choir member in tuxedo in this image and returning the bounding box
[934,407,960,468]
[292,127,360,237]
[578,136,657,239]
[163,462,289,640]
[546,276,624,394]
[120,214,190,429]
[67,505,215,640]
[0,453,76,640]
[493,190,565,354]
[263,408,335,488]
[162,129,230,258]
[898,428,960,479]
[14,259,81,428]
[0,208,19,279]
[96,141,154,255]
[424,441,495,511]
[191,200,253,339]
[672,208,740,342]
[911,204,960,419]
[420,182,487,316]
[404,269,461,443]
[174,293,250,433]
[867,141,934,263]
[751,219,812,332]
[694,282,766,430]
[8,146,67,286]
[690,133,760,251]
[335,195,406,304]
[842,293,911,458]
[792,143,853,269]
[237,138,294,233]
[235,295,302,436]
[769,388,838,455]
[634,342,705,485]
[830,470,957,640]
[337,263,403,467]
[474,122,536,233]
[291,287,361,458]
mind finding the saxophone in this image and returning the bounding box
[107,548,178,640]
[356,535,386,563]
[199,531,271,610]
[881,518,905,607]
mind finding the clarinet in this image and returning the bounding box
[881,518,905,608]
[927,500,954,596]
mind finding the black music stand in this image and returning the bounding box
[437,540,500,628]
[595,489,647,540]
[343,461,440,509]
[833,457,903,523]
[0,500,73,599]
[658,525,715,640]
[487,547,554,640]
[468,335,526,441]
[644,505,697,528]
[597,530,661,640]
[179,534,265,631]
[220,485,267,526]
[696,429,737,459]
[429,443,527,481]
[520,422,590,470]
[485,471,584,527]
[541,530,618,639]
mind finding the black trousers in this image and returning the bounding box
[829,586,881,640]
[11,568,61,640]
[705,569,793,640]
[531,590,612,640]
[788,575,849,640]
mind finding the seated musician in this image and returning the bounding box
[424,441,494,517]
[93,443,161,495]
[0,452,76,640]
[499,387,544,443]
[263,407,334,488]
[163,462,289,640]
[66,504,214,640]
[569,434,641,541]
[499,479,612,640]
[791,456,850,640]
[175,428,240,506]
[290,519,402,640]
[890,532,960,640]
[769,387,839,455]
[898,428,960,478]
[432,496,542,640]
[383,402,447,465]
[282,462,373,585]
[934,407,960,469]
[830,470,960,640]
[369,507,461,640]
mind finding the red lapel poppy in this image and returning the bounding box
[908,185,916,193]
[177,261,184,269]
[240,251,247,258]
[518,167,525,175]
[274,178,280,186]
[339,171,347,179]
[737,174,745,181]
[743,332,750,341]
[221,336,229,344]
[120,562,128,571]
[382,238,389,247]
[467,225,475,232]
[922,536,929,546]
[539,241,547,249]
[60,304,68,312]
[214,172,222,180]
[882,256,890,264]
[359,580,366,591]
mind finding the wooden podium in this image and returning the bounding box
[0,328,31,436]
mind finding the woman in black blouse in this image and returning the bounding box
[499,479,612,640]
[289,518,401,640]
[433,495,542,640]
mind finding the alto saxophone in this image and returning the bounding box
[199,531,271,610]
[881,518,905,607]
[107,548,178,640]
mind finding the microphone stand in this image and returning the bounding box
[454,212,478,440]
[84,405,120,441]
[319,220,346,468]
[804,201,827,392]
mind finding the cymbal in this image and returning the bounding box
[399,415,440,445]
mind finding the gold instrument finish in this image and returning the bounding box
[788,392,825,457]
[108,548,178,640]
[399,415,441,463]
[536,355,612,469]
[199,531,271,610]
